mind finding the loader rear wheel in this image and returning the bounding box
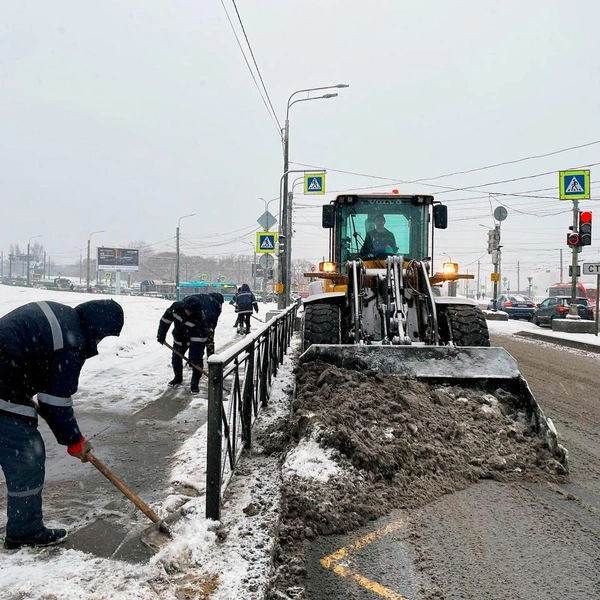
[438,305,490,347]
[302,303,341,352]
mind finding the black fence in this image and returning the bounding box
[205,302,300,520]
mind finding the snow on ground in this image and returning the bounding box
[0,285,290,599]
[0,288,598,599]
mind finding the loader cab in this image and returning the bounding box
[325,194,440,272]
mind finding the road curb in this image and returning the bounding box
[515,330,600,354]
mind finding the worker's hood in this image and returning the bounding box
[183,295,204,314]
[75,299,124,357]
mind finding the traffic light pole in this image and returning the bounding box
[567,199,582,319]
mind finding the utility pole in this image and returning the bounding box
[559,249,563,283]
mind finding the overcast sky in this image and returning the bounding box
[2,1,600,293]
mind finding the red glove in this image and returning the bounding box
[67,435,92,462]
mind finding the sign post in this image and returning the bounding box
[583,263,600,336]
[560,169,591,310]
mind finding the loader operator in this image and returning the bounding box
[0,299,124,550]
[156,295,208,394]
[360,214,398,257]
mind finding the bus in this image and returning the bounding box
[548,282,597,302]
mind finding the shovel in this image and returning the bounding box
[163,341,209,377]
[87,452,172,540]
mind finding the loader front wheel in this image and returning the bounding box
[302,303,341,352]
[438,304,490,347]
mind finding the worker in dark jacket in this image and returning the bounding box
[0,299,124,550]
[181,293,224,358]
[234,283,259,334]
[156,295,207,393]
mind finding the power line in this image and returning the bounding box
[229,0,281,133]
[219,0,281,137]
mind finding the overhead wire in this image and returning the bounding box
[219,0,281,137]
[229,0,281,133]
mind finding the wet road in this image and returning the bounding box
[304,333,600,599]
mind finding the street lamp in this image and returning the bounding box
[243,241,258,292]
[87,230,105,292]
[176,213,196,301]
[279,83,349,309]
[26,235,43,286]
[72,246,84,284]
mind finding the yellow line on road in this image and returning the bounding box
[320,518,409,599]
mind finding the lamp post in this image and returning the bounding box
[26,235,43,286]
[176,213,196,301]
[87,230,105,292]
[243,241,257,292]
[72,246,83,284]
[279,83,349,309]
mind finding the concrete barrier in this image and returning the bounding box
[551,319,596,334]
[484,310,509,321]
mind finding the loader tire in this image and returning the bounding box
[438,304,490,347]
[302,303,341,352]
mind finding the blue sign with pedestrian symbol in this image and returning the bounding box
[304,172,326,195]
[559,169,590,200]
[256,231,277,253]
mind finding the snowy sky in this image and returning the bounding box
[1,285,599,598]
[2,1,600,292]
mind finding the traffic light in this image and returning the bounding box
[579,210,592,246]
[487,228,500,254]
[487,230,495,253]
[567,231,580,247]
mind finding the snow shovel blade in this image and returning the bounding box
[87,452,173,547]
[300,344,568,469]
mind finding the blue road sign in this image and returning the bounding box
[256,231,277,253]
[559,170,590,200]
[304,173,326,195]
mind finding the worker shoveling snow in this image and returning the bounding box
[265,359,568,597]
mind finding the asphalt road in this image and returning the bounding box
[304,332,600,599]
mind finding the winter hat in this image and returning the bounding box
[183,295,204,313]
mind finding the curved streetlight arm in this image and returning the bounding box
[287,93,339,120]
[287,83,349,110]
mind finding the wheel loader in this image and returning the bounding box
[300,192,568,467]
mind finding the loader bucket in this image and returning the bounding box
[300,344,568,469]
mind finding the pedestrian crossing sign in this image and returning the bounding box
[559,169,590,200]
[304,173,326,195]
[256,231,277,253]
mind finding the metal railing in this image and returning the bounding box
[205,303,299,520]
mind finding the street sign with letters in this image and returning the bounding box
[583,262,600,275]
[256,231,277,253]
[559,169,590,200]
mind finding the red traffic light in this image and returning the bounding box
[579,210,593,246]
[567,232,580,246]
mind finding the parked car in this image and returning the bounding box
[487,294,537,320]
[533,296,594,326]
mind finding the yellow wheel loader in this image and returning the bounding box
[300,192,567,467]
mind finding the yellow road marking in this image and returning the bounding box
[320,518,410,599]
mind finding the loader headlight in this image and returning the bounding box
[442,262,459,276]
[319,261,337,273]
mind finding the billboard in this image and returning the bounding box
[97,247,139,272]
